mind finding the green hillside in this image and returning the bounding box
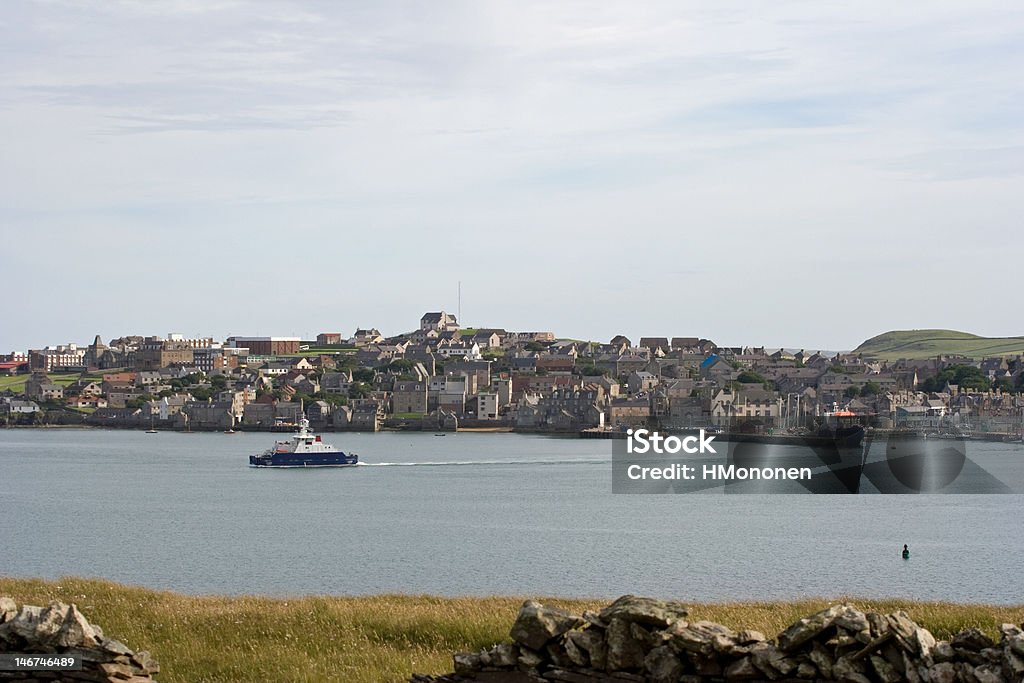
[854,329,1024,360]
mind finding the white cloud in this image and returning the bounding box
[2,0,1022,350]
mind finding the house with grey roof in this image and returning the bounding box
[420,311,459,333]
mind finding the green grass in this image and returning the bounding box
[0,372,83,395]
[391,412,427,420]
[0,375,28,393]
[1,577,1021,683]
[854,329,1024,361]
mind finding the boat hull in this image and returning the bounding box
[249,452,359,468]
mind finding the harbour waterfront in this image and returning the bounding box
[1,429,1022,603]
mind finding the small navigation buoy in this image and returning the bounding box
[902,544,910,560]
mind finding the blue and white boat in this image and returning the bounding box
[249,418,359,468]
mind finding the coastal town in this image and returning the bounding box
[2,311,1023,438]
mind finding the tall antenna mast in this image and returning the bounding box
[458,280,461,325]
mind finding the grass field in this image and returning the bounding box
[854,329,1024,361]
[0,372,84,395]
[1,577,1021,683]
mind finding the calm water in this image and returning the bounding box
[0,429,1021,603]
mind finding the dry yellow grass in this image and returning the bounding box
[1,577,1021,683]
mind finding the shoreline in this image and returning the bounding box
[4,423,1023,445]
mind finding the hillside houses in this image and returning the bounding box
[5,313,1024,435]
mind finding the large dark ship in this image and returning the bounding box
[249,418,359,468]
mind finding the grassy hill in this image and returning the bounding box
[854,329,1024,361]
[1,577,1022,683]
[0,372,85,395]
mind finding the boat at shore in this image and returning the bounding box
[248,418,359,468]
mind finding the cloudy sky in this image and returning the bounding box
[2,0,1021,352]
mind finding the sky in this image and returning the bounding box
[2,0,1022,353]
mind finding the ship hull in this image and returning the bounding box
[249,452,359,468]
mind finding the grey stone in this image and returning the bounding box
[832,654,868,681]
[790,663,815,679]
[838,674,872,683]
[603,673,645,682]
[933,640,955,662]
[545,641,574,669]
[690,653,722,678]
[99,636,134,656]
[1003,649,1024,678]
[847,630,894,663]
[668,620,735,656]
[972,663,1004,683]
[808,642,833,679]
[736,630,766,645]
[510,601,584,651]
[723,656,759,681]
[543,669,601,683]
[34,602,69,644]
[901,652,924,683]
[627,621,655,650]
[885,611,917,644]
[1001,623,1023,640]
[517,648,544,671]
[927,661,957,683]
[854,629,873,645]
[834,605,870,634]
[749,641,795,677]
[98,661,142,679]
[827,631,859,649]
[711,633,738,653]
[883,611,938,658]
[566,629,606,671]
[0,597,16,622]
[777,605,843,652]
[955,662,976,682]
[999,630,1024,655]
[952,628,995,652]
[453,652,482,674]
[9,604,44,638]
[795,661,817,679]
[869,653,902,683]
[913,625,937,658]
[867,611,889,638]
[130,650,160,675]
[64,645,117,663]
[486,643,519,669]
[56,605,99,648]
[598,595,689,629]
[880,642,905,670]
[643,645,683,683]
[562,635,587,667]
[605,618,645,671]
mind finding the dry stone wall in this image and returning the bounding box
[0,598,159,683]
[413,595,1024,683]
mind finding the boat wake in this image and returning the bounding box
[359,458,608,467]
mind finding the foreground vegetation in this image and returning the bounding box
[854,329,1024,360]
[1,577,1021,683]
